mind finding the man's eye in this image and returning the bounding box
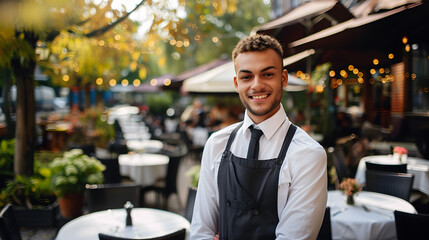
[264,73,274,77]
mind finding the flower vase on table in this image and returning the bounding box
[393,146,408,163]
[346,195,355,205]
[339,178,362,205]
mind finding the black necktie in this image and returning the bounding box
[247,126,263,159]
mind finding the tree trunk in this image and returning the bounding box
[12,31,37,177]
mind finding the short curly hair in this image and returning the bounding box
[232,34,283,65]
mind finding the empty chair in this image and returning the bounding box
[184,187,197,222]
[70,143,96,157]
[365,161,407,173]
[365,170,414,201]
[141,142,188,210]
[394,210,429,240]
[328,147,351,186]
[85,183,141,213]
[316,207,332,240]
[98,228,186,240]
[97,157,122,184]
[107,139,129,157]
[0,204,22,240]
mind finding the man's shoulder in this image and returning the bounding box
[292,126,325,152]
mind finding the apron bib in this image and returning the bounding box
[218,122,297,240]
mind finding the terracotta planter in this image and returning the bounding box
[58,192,84,218]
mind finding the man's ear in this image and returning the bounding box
[234,76,238,92]
[282,69,288,88]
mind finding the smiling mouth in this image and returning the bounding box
[250,94,269,100]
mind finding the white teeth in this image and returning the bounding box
[253,95,267,99]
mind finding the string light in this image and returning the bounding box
[150,79,158,86]
[133,79,140,87]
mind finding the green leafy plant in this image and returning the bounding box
[0,139,15,185]
[185,165,201,189]
[49,149,105,198]
[0,155,56,209]
[67,108,115,148]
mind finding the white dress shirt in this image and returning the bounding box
[190,106,327,240]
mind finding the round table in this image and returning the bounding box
[355,155,429,195]
[119,153,169,187]
[328,190,417,240]
[126,139,164,153]
[55,208,190,240]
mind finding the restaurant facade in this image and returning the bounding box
[256,0,429,146]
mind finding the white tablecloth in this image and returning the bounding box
[355,155,429,195]
[119,153,169,187]
[126,139,163,153]
[328,190,416,240]
[55,208,190,240]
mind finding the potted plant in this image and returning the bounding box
[49,149,105,218]
[0,152,59,227]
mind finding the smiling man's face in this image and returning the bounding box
[233,49,288,124]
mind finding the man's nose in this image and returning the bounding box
[251,76,263,89]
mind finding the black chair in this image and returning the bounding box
[365,161,407,173]
[184,187,197,222]
[394,210,429,240]
[316,207,332,240]
[70,143,96,157]
[85,183,141,213]
[328,147,351,186]
[0,204,23,240]
[97,157,122,184]
[98,228,186,240]
[141,142,188,210]
[107,139,129,157]
[365,170,414,201]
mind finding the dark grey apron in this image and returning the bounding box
[218,122,297,240]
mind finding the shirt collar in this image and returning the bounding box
[243,104,287,140]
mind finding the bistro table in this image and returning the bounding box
[328,190,417,240]
[55,208,190,240]
[126,139,164,153]
[119,153,169,187]
[355,155,429,195]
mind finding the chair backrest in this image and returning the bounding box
[85,183,141,213]
[0,204,23,240]
[97,157,121,184]
[365,170,414,201]
[316,207,332,240]
[98,228,186,240]
[163,142,189,197]
[394,210,429,240]
[328,147,350,184]
[365,161,407,173]
[184,187,197,222]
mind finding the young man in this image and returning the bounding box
[190,34,327,240]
